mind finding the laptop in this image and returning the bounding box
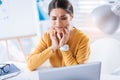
[39,62,101,80]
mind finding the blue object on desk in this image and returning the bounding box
[0,64,21,80]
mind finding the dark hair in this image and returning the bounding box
[48,0,73,15]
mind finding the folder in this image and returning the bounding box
[0,64,21,80]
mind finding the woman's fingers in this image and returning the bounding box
[50,27,59,51]
[50,27,56,37]
[57,33,61,40]
[61,27,69,37]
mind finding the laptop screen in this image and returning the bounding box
[39,62,101,80]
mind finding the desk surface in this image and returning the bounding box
[2,61,120,80]
[101,74,120,80]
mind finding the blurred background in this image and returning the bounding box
[0,0,120,75]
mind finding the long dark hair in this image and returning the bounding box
[48,0,73,15]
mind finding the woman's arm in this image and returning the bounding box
[27,33,54,71]
[61,36,90,66]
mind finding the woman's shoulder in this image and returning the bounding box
[41,31,50,40]
[43,31,50,36]
[74,27,89,39]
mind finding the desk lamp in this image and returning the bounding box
[91,0,120,34]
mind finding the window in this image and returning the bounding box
[70,0,106,27]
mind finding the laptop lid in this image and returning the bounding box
[39,62,101,80]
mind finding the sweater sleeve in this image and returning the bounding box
[61,50,78,66]
[27,32,53,71]
[76,35,90,64]
[61,34,90,66]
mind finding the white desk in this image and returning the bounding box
[2,62,120,80]
[101,74,120,80]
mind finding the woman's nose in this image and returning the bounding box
[56,19,61,26]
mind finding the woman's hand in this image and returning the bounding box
[58,27,70,47]
[50,28,59,51]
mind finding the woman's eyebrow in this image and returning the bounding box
[50,15,67,18]
[51,15,56,17]
[61,15,66,17]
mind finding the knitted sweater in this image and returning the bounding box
[27,28,90,71]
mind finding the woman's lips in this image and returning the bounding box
[55,27,63,29]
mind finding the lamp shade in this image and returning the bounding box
[91,5,120,34]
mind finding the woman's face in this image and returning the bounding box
[50,8,73,33]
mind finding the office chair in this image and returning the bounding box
[89,37,120,74]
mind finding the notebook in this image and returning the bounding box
[39,62,101,80]
[0,64,21,80]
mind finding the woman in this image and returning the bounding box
[27,0,90,71]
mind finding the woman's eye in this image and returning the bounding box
[51,17,56,20]
[50,17,67,20]
[61,17,67,20]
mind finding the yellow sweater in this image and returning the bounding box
[27,28,90,71]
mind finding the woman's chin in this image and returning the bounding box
[56,29,63,33]
[56,30,62,33]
